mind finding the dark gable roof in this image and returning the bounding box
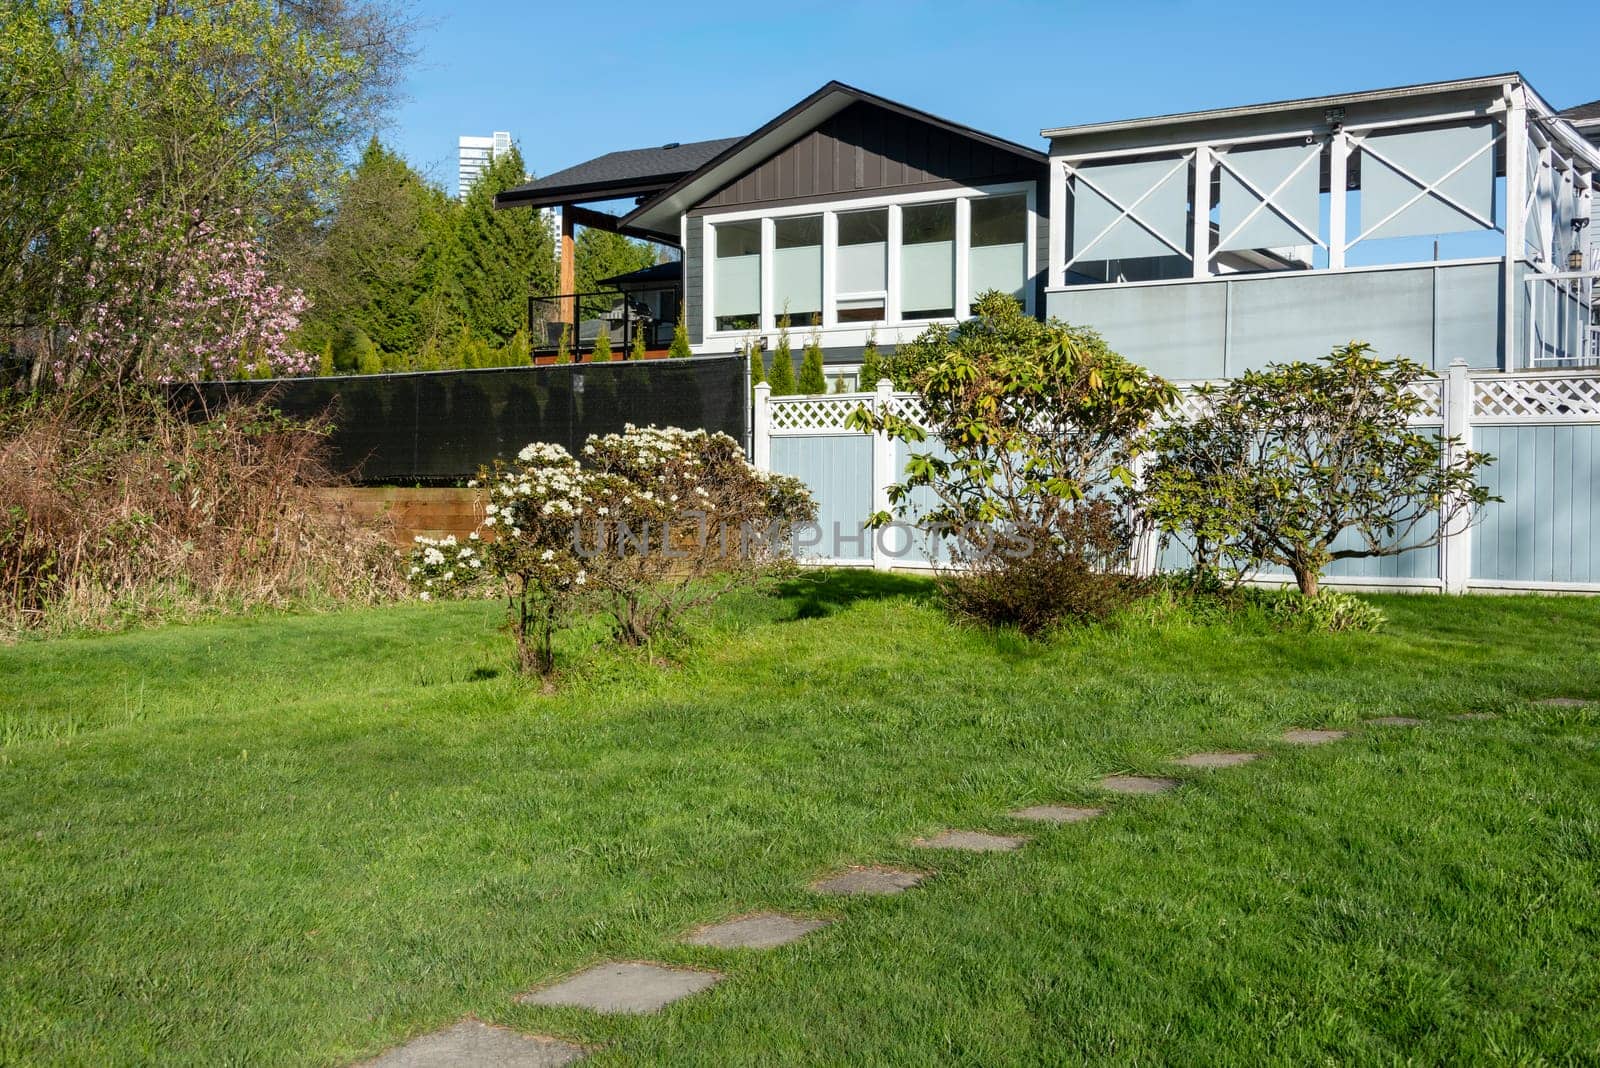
[496,137,742,210]
[622,81,1046,235]
[1561,99,1600,124]
[597,261,682,288]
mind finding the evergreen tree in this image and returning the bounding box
[554,323,572,364]
[331,324,375,373]
[748,341,765,392]
[504,329,531,366]
[592,325,612,362]
[668,304,692,358]
[630,322,647,361]
[858,328,884,388]
[303,139,460,358]
[798,329,826,394]
[766,320,796,395]
[317,339,334,377]
[832,375,848,393]
[455,145,555,344]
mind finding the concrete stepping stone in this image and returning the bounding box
[912,829,1028,852]
[810,866,925,896]
[1098,774,1179,795]
[1172,751,1260,769]
[1281,729,1349,745]
[515,962,721,1015]
[1535,697,1589,707]
[1367,716,1425,726]
[1008,804,1104,824]
[681,913,829,950]
[363,1019,585,1067]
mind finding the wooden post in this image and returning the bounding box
[559,204,577,333]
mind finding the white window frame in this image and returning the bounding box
[700,181,1036,345]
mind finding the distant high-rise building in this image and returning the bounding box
[457,131,511,198]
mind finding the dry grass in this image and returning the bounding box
[0,388,404,636]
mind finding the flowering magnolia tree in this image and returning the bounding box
[65,206,315,384]
[408,426,815,675]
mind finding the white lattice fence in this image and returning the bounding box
[1472,373,1600,420]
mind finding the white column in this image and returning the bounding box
[1440,359,1473,594]
[759,216,776,333]
[1048,157,1068,289]
[821,210,838,329]
[954,196,972,316]
[872,378,895,571]
[1504,95,1528,370]
[1328,130,1349,270]
[1192,145,1212,279]
[752,382,772,470]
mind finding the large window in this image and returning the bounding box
[773,215,822,326]
[837,209,888,323]
[706,186,1031,334]
[969,194,1028,303]
[900,202,956,319]
[712,219,760,331]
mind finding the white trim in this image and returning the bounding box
[700,181,1036,343]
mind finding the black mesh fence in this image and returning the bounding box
[171,355,748,483]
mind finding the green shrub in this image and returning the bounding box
[630,323,647,361]
[668,305,692,358]
[858,329,884,388]
[766,318,796,395]
[592,325,612,362]
[1268,590,1386,633]
[798,330,826,394]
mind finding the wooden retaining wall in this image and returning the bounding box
[313,487,482,547]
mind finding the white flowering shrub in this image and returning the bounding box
[406,426,815,675]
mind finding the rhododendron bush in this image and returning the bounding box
[409,425,816,675]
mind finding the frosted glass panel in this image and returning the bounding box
[970,243,1025,299]
[1071,156,1189,261]
[902,202,954,318]
[1217,143,1321,251]
[774,215,821,324]
[969,194,1027,300]
[838,209,887,294]
[1360,121,1495,240]
[712,219,760,328]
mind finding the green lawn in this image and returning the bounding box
[2,574,1598,1066]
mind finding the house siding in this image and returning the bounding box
[695,101,1042,212]
[685,222,704,346]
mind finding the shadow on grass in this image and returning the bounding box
[775,568,937,620]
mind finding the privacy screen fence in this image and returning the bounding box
[173,355,747,483]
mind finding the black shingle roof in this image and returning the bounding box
[497,137,742,209]
[1561,99,1600,123]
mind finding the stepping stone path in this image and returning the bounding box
[913,830,1028,852]
[811,866,925,896]
[1009,804,1103,824]
[516,962,721,1016]
[1281,729,1349,745]
[681,913,829,950]
[1098,774,1180,794]
[1367,716,1425,726]
[1172,751,1260,769]
[1535,697,1589,707]
[363,1020,585,1067]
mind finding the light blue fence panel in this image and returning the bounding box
[1471,424,1600,584]
[888,438,956,568]
[770,434,874,563]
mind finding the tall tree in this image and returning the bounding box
[0,0,415,387]
[455,146,555,344]
[301,138,460,360]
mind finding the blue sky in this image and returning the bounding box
[388,0,1598,189]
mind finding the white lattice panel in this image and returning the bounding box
[1168,388,1213,422]
[1405,380,1443,420]
[885,395,928,427]
[1473,375,1600,420]
[769,397,863,432]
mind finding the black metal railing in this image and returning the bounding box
[527,285,682,359]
